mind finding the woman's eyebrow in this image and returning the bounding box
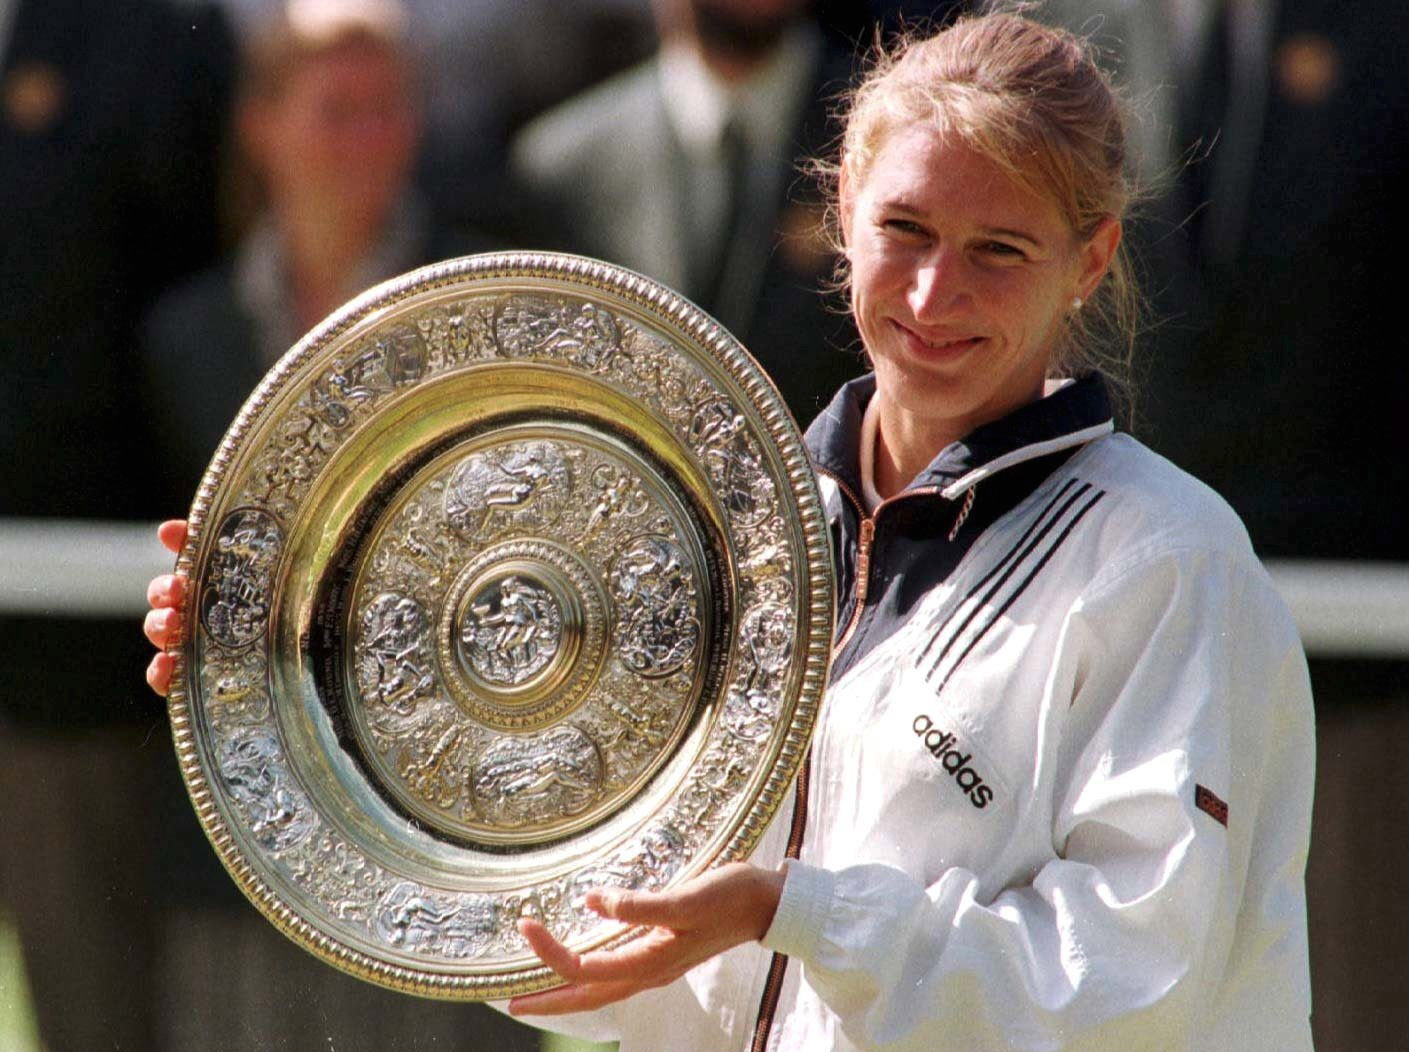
[979,225,1042,247]
[876,196,927,217]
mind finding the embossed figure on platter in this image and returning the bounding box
[398,719,470,809]
[610,535,701,677]
[357,592,436,712]
[573,824,685,905]
[496,296,620,369]
[284,831,387,925]
[201,509,283,648]
[582,464,650,542]
[689,398,777,527]
[374,882,497,958]
[470,725,604,827]
[201,645,272,731]
[459,574,564,686]
[219,728,316,852]
[723,602,795,741]
[326,325,426,404]
[444,440,570,536]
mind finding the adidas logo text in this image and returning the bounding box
[912,714,995,809]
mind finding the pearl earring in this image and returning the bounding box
[1071,296,1084,311]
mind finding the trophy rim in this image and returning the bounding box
[166,250,833,999]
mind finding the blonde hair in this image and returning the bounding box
[826,10,1146,416]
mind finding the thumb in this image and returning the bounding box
[158,519,188,554]
[586,887,688,929]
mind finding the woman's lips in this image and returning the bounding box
[892,319,984,359]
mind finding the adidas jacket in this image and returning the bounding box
[511,373,1316,1051]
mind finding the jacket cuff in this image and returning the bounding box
[760,859,834,962]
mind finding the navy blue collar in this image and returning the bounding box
[805,372,1115,500]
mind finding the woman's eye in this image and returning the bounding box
[882,218,926,237]
[984,241,1025,259]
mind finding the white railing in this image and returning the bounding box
[2,519,1407,658]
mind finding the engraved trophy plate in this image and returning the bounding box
[168,253,833,999]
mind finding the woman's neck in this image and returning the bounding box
[871,395,963,502]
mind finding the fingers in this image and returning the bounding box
[146,651,174,697]
[521,917,696,986]
[144,606,182,648]
[147,573,186,610]
[158,519,188,554]
[518,918,585,981]
[512,866,783,1013]
[586,887,690,929]
[568,931,688,983]
[508,977,642,1016]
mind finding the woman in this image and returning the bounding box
[145,12,1314,1051]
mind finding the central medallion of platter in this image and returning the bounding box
[342,424,713,846]
[456,568,564,688]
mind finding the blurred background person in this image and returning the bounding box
[210,0,662,240]
[0,1,235,1050]
[143,0,490,507]
[509,0,871,422]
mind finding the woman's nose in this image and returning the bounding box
[906,253,964,320]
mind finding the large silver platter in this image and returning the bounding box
[168,252,833,999]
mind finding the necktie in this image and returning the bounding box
[695,115,749,318]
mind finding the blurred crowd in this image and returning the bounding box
[1,0,1404,1049]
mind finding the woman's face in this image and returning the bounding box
[842,122,1116,439]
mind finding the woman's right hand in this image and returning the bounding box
[144,519,189,696]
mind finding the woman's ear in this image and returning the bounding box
[1077,217,1122,300]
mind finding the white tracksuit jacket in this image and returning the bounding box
[510,373,1316,1051]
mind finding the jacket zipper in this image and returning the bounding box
[822,471,943,657]
[750,471,928,1051]
[747,470,972,1049]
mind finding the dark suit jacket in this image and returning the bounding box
[1,0,235,520]
[510,40,864,426]
[0,0,234,728]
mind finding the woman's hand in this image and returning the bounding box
[508,861,785,1016]
[143,519,189,696]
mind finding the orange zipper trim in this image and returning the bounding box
[818,470,938,658]
[833,516,874,654]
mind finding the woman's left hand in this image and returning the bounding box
[508,861,785,1016]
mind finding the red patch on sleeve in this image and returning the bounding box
[1195,784,1229,827]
